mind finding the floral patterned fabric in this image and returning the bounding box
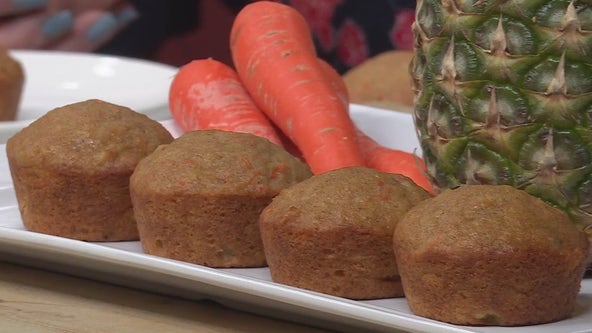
[278,0,416,73]
[107,1,416,71]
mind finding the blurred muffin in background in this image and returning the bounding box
[0,48,24,121]
[343,50,414,112]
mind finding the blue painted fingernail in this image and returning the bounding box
[86,13,118,42]
[41,10,73,39]
[115,7,139,26]
[12,0,46,10]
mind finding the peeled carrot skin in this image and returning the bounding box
[169,58,284,147]
[230,1,364,174]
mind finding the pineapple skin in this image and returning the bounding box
[411,0,592,238]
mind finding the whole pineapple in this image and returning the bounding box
[411,0,592,239]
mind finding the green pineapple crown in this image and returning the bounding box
[411,0,592,237]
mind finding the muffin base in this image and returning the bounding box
[133,193,269,268]
[10,166,138,241]
[261,222,404,300]
[397,250,587,326]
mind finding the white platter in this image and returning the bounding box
[0,50,178,143]
[0,105,590,333]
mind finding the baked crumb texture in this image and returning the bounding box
[6,99,173,241]
[394,185,590,326]
[131,130,312,268]
[260,166,431,299]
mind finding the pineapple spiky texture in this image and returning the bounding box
[411,0,592,239]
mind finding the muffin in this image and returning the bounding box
[130,129,312,268]
[0,48,24,121]
[393,185,590,326]
[6,99,173,241]
[342,50,414,112]
[259,166,432,299]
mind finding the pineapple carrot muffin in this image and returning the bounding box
[393,185,590,326]
[259,166,432,299]
[0,48,24,121]
[6,99,173,241]
[130,129,312,268]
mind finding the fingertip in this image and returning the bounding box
[114,6,138,26]
[85,12,117,43]
[8,0,46,12]
[53,5,139,52]
[41,10,72,39]
[82,6,138,45]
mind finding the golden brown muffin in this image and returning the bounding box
[393,185,590,326]
[259,166,432,299]
[0,48,24,121]
[130,129,312,268]
[6,99,173,241]
[342,50,414,112]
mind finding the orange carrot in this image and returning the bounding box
[169,57,284,147]
[317,53,434,193]
[230,1,364,174]
[316,58,349,110]
[356,130,434,193]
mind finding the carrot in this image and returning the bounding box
[356,129,434,193]
[229,1,364,174]
[316,58,349,109]
[317,53,435,193]
[168,57,284,147]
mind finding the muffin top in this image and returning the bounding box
[262,166,432,233]
[395,185,590,255]
[130,129,312,197]
[7,99,173,173]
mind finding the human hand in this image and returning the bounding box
[0,0,138,52]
